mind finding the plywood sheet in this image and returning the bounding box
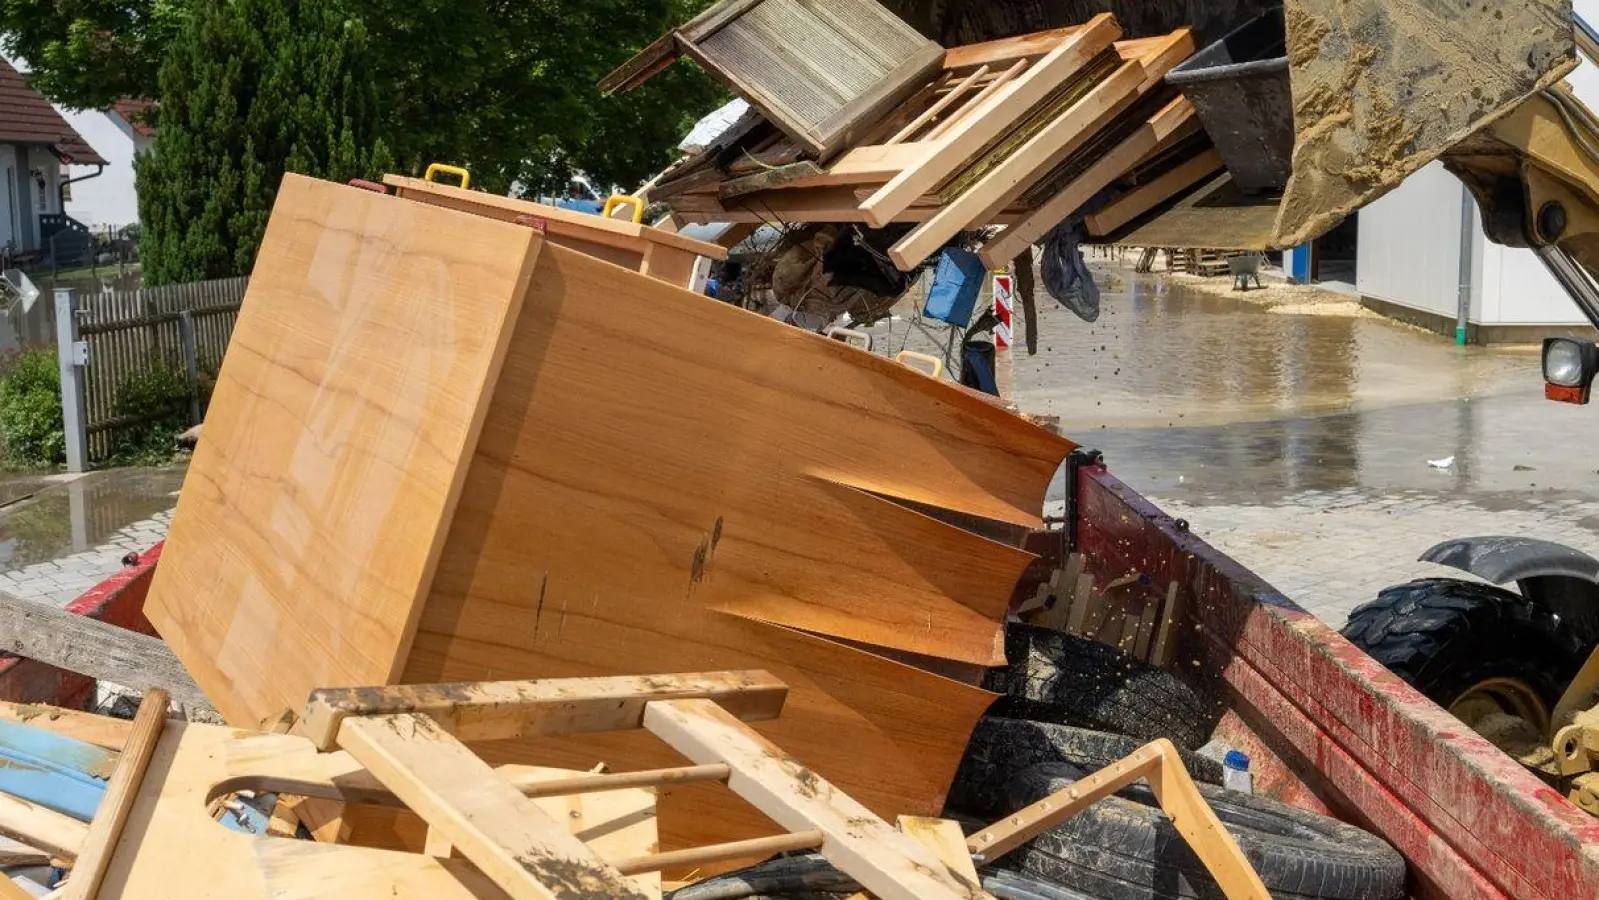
[408,244,1072,848]
[145,175,544,726]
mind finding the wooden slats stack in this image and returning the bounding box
[626,6,1227,274]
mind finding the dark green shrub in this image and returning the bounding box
[0,347,65,467]
[109,362,192,464]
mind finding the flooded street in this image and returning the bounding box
[1012,269,1599,625]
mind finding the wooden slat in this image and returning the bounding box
[1085,148,1223,236]
[64,688,168,900]
[925,59,1028,142]
[888,59,1144,270]
[643,699,991,900]
[145,175,547,727]
[0,593,212,711]
[339,713,649,900]
[384,175,727,261]
[858,13,1122,228]
[889,65,989,144]
[892,28,1195,271]
[301,670,787,750]
[944,26,1085,69]
[0,790,87,859]
[981,97,1198,268]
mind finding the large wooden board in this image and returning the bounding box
[145,175,545,727]
[406,243,1072,849]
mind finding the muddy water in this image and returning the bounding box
[1019,273,1599,505]
[0,467,185,569]
[1019,274,1538,431]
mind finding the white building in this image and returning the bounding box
[1356,1,1599,341]
[60,100,153,231]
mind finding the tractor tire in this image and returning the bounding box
[947,717,1222,819]
[988,625,1222,751]
[666,854,1102,900]
[1340,578,1589,718]
[998,764,1406,900]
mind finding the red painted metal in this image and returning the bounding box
[0,543,164,708]
[1075,463,1599,900]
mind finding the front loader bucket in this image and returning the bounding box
[1274,0,1576,246]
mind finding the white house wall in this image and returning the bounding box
[1355,161,1469,320]
[1357,0,1599,326]
[60,109,139,230]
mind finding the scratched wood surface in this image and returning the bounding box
[406,243,1071,849]
[145,175,545,727]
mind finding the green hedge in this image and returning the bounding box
[0,347,64,467]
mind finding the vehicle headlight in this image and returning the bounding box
[1545,339,1588,387]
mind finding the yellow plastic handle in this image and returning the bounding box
[424,163,471,190]
[895,350,944,379]
[824,326,873,352]
[604,195,645,223]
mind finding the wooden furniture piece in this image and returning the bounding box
[601,0,944,159]
[640,15,1207,272]
[86,672,993,900]
[382,175,726,289]
[145,175,1074,852]
[966,739,1270,900]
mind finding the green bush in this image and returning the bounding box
[0,347,65,467]
[109,362,192,465]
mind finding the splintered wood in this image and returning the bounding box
[633,6,1215,270]
[147,175,1075,852]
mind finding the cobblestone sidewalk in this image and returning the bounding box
[0,509,172,608]
[1148,488,1599,628]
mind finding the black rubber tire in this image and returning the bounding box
[987,625,1221,750]
[665,853,1101,900]
[999,764,1406,900]
[1340,578,1589,715]
[947,717,1222,819]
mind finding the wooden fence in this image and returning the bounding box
[65,277,248,464]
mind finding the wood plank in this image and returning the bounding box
[888,59,1145,271]
[144,175,547,728]
[643,699,990,900]
[339,713,649,900]
[944,27,1086,69]
[898,816,980,886]
[859,14,1122,228]
[981,97,1197,268]
[0,790,87,859]
[892,28,1196,271]
[64,689,168,900]
[925,60,1028,142]
[1133,598,1160,660]
[385,175,727,261]
[0,596,210,711]
[0,703,131,753]
[1151,581,1186,669]
[889,65,989,144]
[300,670,787,750]
[1086,148,1223,236]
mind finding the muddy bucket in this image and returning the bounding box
[1166,7,1293,193]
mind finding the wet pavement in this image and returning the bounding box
[1017,270,1599,627]
[0,467,183,607]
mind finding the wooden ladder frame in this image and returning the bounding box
[301,671,992,900]
[966,739,1270,900]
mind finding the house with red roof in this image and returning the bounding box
[0,57,109,263]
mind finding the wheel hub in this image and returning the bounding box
[1449,677,1553,763]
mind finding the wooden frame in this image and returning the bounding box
[889,28,1196,271]
[857,14,1122,228]
[981,96,1198,268]
[1086,148,1224,236]
[966,739,1270,900]
[82,672,996,900]
[383,175,726,288]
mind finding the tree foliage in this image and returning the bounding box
[135,0,392,283]
[2,0,726,195]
